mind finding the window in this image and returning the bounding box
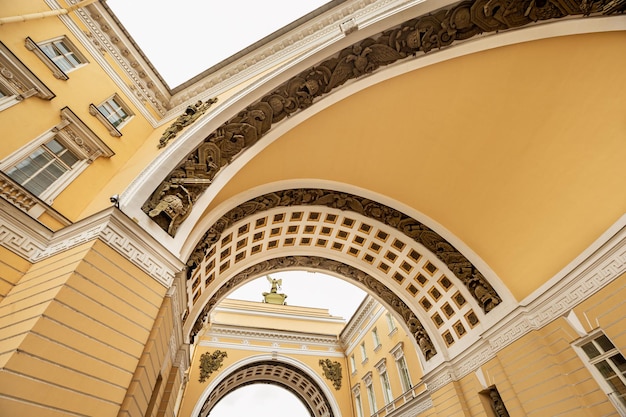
[577,332,626,414]
[350,355,357,374]
[380,371,393,404]
[360,342,368,363]
[354,391,364,417]
[372,328,381,349]
[6,138,79,197]
[40,39,83,73]
[25,36,87,80]
[390,342,412,394]
[0,41,54,111]
[386,313,397,333]
[396,355,412,392]
[90,94,133,136]
[366,383,377,415]
[0,107,114,204]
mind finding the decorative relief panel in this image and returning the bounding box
[143,0,624,235]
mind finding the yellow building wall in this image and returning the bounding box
[0,245,31,301]
[345,307,425,415]
[0,1,161,221]
[0,239,168,416]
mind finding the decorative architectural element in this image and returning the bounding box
[183,188,501,312]
[158,98,218,148]
[319,359,342,390]
[0,41,55,103]
[198,350,228,383]
[262,275,287,305]
[56,107,115,161]
[481,386,510,417]
[144,0,624,235]
[189,255,437,360]
[198,361,335,417]
[0,172,40,212]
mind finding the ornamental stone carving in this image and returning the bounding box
[143,0,624,235]
[189,256,437,360]
[158,98,218,148]
[198,349,228,383]
[184,188,501,313]
[319,359,342,390]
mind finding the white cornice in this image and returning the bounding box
[167,0,433,110]
[0,199,184,287]
[342,300,385,353]
[199,339,345,358]
[213,305,346,324]
[203,324,341,346]
[340,296,377,343]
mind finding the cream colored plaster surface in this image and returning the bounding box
[202,32,626,300]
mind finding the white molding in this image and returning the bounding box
[203,324,344,347]
[0,201,184,287]
[198,339,345,358]
[213,305,346,324]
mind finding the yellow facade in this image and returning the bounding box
[1,0,625,416]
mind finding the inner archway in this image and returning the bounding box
[197,360,337,417]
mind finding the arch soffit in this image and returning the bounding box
[182,190,510,362]
[193,356,342,417]
[132,1,624,247]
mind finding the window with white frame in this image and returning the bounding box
[372,328,381,350]
[386,313,397,333]
[365,382,377,415]
[0,107,114,204]
[90,94,133,136]
[25,36,87,80]
[353,386,364,417]
[6,138,80,197]
[350,354,357,374]
[360,342,368,363]
[0,41,55,111]
[577,332,626,415]
[375,358,394,406]
[396,355,412,392]
[391,341,412,393]
[380,371,393,404]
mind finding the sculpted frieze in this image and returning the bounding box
[189,255,437,360]
[185,188,501,314]
[142,0,622,236]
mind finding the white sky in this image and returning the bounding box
[106,0,331,87]
[104,3,364,415]
[226,270,367,319]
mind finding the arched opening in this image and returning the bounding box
[196,360,339,417]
